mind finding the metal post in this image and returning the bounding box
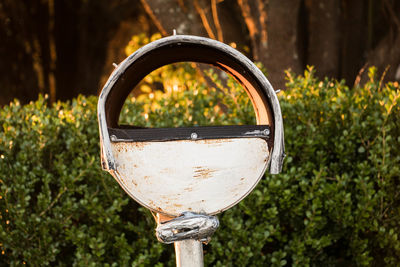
[156,212,217,267]
[174,239,204,267]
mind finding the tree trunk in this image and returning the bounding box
[99,16,157,92]
[305,0,341,79]
[372,1,400,80]
[140,0,207,36]
[238,0,302,90]
[0,0,150,105]
[140,0,248,47]
[0,1,47,105]
[340,0,367,84]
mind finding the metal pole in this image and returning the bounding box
[174,239,204,267]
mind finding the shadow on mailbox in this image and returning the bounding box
[98,35,285,217]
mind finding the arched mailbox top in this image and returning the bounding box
[98,35,285,175]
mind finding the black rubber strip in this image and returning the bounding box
[108,125,270,142]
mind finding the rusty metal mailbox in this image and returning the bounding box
[98,35,285,266]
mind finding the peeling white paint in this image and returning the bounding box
[111,138,269,216]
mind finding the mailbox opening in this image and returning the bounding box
[118,62,257,127]
[115,62,271,145]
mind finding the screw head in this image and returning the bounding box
[191,132,198,140]
[110,135,117,141]
[263,129,270,136]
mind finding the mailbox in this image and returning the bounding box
[98,35,284,219]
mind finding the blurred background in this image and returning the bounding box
[1,0,400,105]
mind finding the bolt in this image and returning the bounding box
[263,129,270,136]
[110,135,117,141]
[191,132,198,140]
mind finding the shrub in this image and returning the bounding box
[0,95,168,266]
[0,66,399,266]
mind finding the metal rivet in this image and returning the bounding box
[110,135,117,141]
[191,133,198,140]
[263,129,270,136]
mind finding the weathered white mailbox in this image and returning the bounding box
[98,35,284,266]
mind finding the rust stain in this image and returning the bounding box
[199,139,234,147]
[132,142,146,149]
[240,177,245,181]
[149,200,160,211]
[161,195,179,203]
[202,139,233,144]
[131,179,137,186]
[143,175,150,179]
[115,142,147,151]
[184,187,193,192]
[157,206,164,213]
[114,170,129,188]
[193,166,216,179]
[158,213,174,223]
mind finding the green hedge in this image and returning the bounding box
[1,67,399,266]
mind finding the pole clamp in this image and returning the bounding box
[156,212,219,244]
